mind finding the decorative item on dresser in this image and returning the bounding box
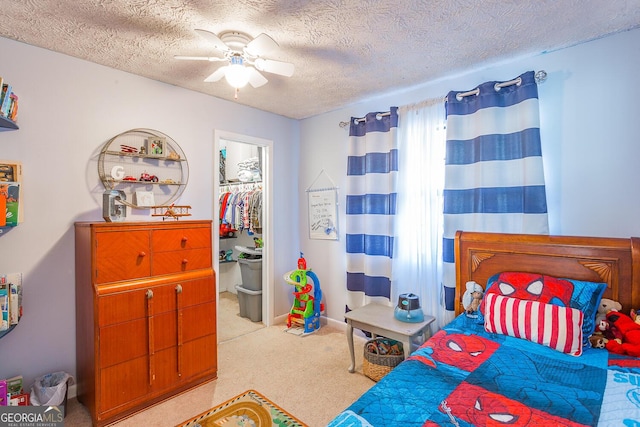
[74,220,216,427]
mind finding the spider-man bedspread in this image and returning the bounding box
[328,315,640,426]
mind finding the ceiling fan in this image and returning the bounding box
[175,29,294,94]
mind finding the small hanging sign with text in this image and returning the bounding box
[307,188,338,240]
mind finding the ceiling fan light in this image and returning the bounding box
[225,56,250,88]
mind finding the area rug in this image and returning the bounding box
[176,389,307,427]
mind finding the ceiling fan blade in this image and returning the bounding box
[247,67,268,88]
[174,55,226,62]
[254,58,294,77]
[245,33,279,57]
[194,29,229,52]
[204,66,228,82]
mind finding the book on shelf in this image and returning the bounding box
[7,273,22,325]
[0,161,23,225]
[0,79,18,122]
[8,392,29,406]
[0,77,5,107]
[8,93,18,121]
[0,83,12,117]
[6,375,23,397]
[0,282,8,331]
[0,273,22,330]
[0,379,6,406]
[0,182,20,227]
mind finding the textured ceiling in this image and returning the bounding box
[1,1,639,119]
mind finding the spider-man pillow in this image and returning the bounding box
[482,272,605,347]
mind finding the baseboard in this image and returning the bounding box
[68,383,77,399]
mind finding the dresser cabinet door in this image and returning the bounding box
[96,276,216,414]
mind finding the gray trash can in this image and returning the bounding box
[235,284,262,322]
[238,258,262,291]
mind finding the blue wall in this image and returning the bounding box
[299,28,640,323]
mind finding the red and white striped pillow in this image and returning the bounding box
[484,293,584,356]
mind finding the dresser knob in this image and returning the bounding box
[175,284,183,293]
[182,259,188,264]
[146,289,154,299]
[181,236,188,242]
[139,251,147,257]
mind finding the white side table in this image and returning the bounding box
[345,303,435,373]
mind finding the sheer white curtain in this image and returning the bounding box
[392,98,447,327]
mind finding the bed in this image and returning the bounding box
[328,231,640,427]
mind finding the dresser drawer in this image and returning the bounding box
[152,227,210,252]
[95,230,151,284]
[98,282,180,326]
[152,248,212,276]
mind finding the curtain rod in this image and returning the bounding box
[449,70,547,102]
[339,70,548,127]
[339,111,390,129]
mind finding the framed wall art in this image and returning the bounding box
[306,169,338,240]
[146,136,167,158]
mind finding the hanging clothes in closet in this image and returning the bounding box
[219,184,263,235]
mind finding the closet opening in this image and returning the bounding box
[214,130,273,343]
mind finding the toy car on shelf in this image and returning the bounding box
[159,178,177,184]
[122,175,137,181]
[139,172,159,182]
[220,223,238,238]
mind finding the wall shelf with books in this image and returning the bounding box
[0,77,19,129]
[0,273,23,340]
[0,161,22,229]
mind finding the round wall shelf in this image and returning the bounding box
[98,128,189,208]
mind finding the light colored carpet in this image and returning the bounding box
[63,296,374,427]
[217,291,265,342]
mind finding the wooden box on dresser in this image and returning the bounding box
[74,220,217,426]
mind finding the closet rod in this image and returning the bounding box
[339,111,390,128]
[220,181,262,188]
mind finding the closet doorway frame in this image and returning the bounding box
[213,130,274,327]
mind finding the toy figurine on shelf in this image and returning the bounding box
[283,252,324,335]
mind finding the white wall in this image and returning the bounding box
[0,37,300,387]
[299,28,640,324]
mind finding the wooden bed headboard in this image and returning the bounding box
[455,231,640,316]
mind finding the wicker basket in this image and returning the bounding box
[362,338,405,381]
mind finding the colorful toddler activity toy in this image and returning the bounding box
[284,253,324,335]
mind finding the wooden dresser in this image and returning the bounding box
[74,220,217,426]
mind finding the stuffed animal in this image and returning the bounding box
[463,281,484,315]
[589,334,607,349]
[595,298,622,327]
[605,311,640,357]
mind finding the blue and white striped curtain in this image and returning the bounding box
[442,71,549,320]
[346,107,398,312]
